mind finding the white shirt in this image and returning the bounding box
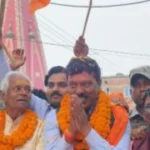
[44,109,131,150]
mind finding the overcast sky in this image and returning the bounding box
[35,0,150,76]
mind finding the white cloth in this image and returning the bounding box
[44,109,131,150]
[30,94,51,119]
[4,113,44,150]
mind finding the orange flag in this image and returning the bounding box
[29,0,50,14]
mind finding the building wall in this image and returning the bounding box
[102,74,135,111]
[3,0,47,89]
[102,75,130,98]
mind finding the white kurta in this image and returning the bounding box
[3,113,44,150]
[44,109,131,150]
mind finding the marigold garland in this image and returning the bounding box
[57,90,111,150]
[0,109,38,150]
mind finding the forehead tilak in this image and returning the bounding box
[15,79,30,85]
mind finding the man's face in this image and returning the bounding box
[46,73,68,108]
[131,77,150,108]
[144,95,150,112]
[68,71,99,110]
[2,76,31,111]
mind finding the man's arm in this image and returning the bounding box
[31,94,51,119]
[44,110,73,150]
[86,122,131,150]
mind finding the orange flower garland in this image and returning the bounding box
[57,90,111,150]
[0,109,38,150]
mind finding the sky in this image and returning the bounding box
[35,0,150,76]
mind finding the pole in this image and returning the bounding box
[0,0,6,31]
[0,0,16,65]
[82,0,93,37]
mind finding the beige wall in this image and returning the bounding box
[102,75,130,96]
[102,76,129,94]
[102,74,135,111]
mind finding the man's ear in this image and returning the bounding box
[130,88,132,95]
[0,91,5,102]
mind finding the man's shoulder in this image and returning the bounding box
[45,109,57,118]
[129,107,139,118]
[110,105,129,126]
[111,104,129,117]
[44,109,58,130]
[44,109,57,125]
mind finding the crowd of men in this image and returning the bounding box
[0,31,150,150]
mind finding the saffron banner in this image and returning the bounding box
[29,0,50,14]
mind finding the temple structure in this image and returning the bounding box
[2,0,47,89]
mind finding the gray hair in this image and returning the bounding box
[0,71,32,93]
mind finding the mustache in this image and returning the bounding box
[78,93,89,99]
[51,91,62,97]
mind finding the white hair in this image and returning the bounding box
[0,71,32,93]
